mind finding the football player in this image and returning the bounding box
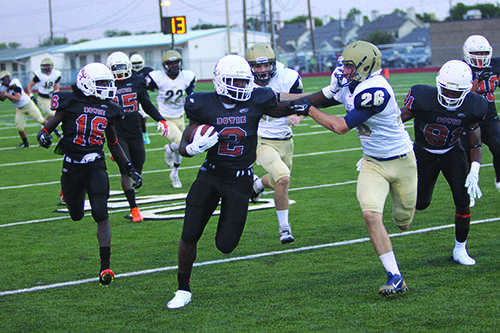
[462,35,500,191]
[146,50,197,188]
[303,41,417,296]
[27,58,62,121]
[106,52,169,223]
[130,53,154,145]
[0,70,47,148]
[166,54,313,309]
[246,43,304,244]
[400,60,488,266]
[36,62,143,286]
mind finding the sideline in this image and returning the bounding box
[1,216,497,297]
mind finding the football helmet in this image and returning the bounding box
[162,50,182,76]
[76,63,117,100]
[106,51,132,80]
[436,60,473,109]
[130,54,144,71]
[213,54,254,102]
[40,58,54,74]
[339,41,382,85]
[246,42,277,85]
[463,35,492,68]
[0,70,11,81]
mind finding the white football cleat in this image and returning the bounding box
[167,290,192,309]
[279,228,295,244]
[453,248,476,265]
[495,181,500,192]
[164,144,174,168]
[170,171,182,188]
[250,174,264,203]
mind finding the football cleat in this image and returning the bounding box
[170,171,182,188]
[453,248,476,265]
[279,228,295,244]
[378,272,408,296]
[164,144,174,168]
[495,181,500,192]
[250,174,264,203]
[17,142,29,149]
[167,290,192,309]
[99,269,115,286]
[131,207,143,223]
[142,132,151,145]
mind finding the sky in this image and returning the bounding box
[1,0,492,48]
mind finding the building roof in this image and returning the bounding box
[55,28,268,53]
[396,27,430,45]
[0,45,68,61]
[356,12,408,40]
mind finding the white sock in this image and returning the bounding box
[170,167,178,177]
[379,251,401,276]
[255,178,264,191]
[276,209,290,230]
[454,239,467,251]
[173,152,182,165]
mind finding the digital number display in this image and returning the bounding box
[161,16,187,35]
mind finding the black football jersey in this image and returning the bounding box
[51,90,124,161]
[113,74,163,139]
[404,85,488,151]
[185,87,278,169]
[469,57,500,120]
[135,66,153,78]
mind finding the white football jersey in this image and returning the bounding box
[337,74,413,159]
[147,69,196,118]
[33,69,62,96]
[257,67,303,139]
[0,78,30,108]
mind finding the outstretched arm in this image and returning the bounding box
[308,106,350,134]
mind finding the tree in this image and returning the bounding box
[416,13,438,23]
[192,23,226,30]
[104,30,132,37]
[39,37,67,46]
[365,30,395,45]
[447,2,500,20]
[285,15,323,27]
[346,8,361,19]
[7,42,21,49]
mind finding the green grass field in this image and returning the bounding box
[0,73,499,332]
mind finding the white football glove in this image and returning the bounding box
[465,161,482,207]
[356,158,363,172]
[157,120,169,137]
[321,57,346,99]
[185,125,219,156]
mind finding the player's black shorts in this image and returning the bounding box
[61,158,110,222]
[181,166,253,254]
[414,143,469,210]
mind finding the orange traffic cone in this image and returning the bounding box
[383,68,390,79]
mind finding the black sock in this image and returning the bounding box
[178,272,191,291]
[22,137,29,145]
[124,189,137,209]
[99,246,111,271]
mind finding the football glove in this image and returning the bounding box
[185,125,219,156]
[321,57,345,99]
[125,162,143,189]
[37,128,52,149]
[30,95,38,104]
[465,161,482,207]
[289,98,312,116]
[157,120,169,137]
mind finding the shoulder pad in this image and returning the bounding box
[50,91,76,111]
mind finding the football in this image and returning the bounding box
[190,124,216,141]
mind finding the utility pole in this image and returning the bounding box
[268,0,274,50]
[307,0,317,72]
[48,0,54,45]
[243,0,248,55]
[225,0,231,54]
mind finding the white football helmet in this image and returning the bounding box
[213,54,254,101]
[463,35,492,68]
[76,63,117,100]
[106,51,132,80]
[130,54,144,71]
[436,60,473,109]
